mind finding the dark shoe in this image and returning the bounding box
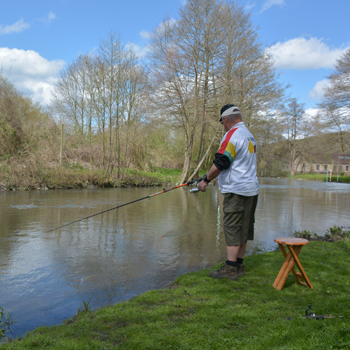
[237,263,246,277]
[209,262,243,280]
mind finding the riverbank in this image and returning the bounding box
[290,173,350,183]
[2,235,349,349]
[1,161,350,192]
[0,166,190,191]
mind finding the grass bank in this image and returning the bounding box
[2,237,349,349]
[290,173,350,183]
[0,165,197,191]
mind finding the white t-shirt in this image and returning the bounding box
[217,122,259,196]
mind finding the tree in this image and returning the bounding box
[51,32,145,178]
[0,73,50,158]
[324,48,350,110]
[318,48,350,155]
[278,98,305,176]
[51,54,93,135]
[147,0,285,183]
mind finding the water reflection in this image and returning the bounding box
[0,178,349,338]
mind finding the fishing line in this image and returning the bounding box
[45,178,203,233]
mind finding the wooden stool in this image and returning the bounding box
[273,237,313,290]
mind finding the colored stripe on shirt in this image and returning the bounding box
[218,127,238,162]
[218,127,238,154]
[223,142,237,162]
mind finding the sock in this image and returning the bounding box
[237,258,244,265]
[226,260,237,267]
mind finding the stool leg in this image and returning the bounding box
[275,247,299,290]
[279,244,302,285]
[289,245,313,289]
[273,244,293,290]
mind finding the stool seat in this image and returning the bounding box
[273,236,313,291]
[274,237,309,245]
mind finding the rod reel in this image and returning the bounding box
[188,177,203,194]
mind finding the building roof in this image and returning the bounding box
[331,154,350,165]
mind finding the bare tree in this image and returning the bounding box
[324,49,350,110]
[51,54,93,135]
[147,0,286,183]
[318,48,350,155]
[278,98,305,176]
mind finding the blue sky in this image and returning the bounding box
[1,0,349,115]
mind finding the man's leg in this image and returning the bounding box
[209,243,247,280]
[227,243,247,261]
[226,243,246,276]
[209,193,249,280]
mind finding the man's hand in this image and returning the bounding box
[198,180,208,192]
[197,164,222,192]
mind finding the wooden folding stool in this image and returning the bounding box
[273,237,313,291]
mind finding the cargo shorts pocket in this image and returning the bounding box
[223,194,244,244]
[223,193,244,213]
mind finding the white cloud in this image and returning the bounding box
[46,11,56,24]
[0,48,65,106]
[140,30,151,40]
[0,18,30,35]
[126,43,149,58]
[38,11,56,25]
[304,108,320,121]
[267,37,349,70]
[308,79,330,101]
[48,12,56,21]
[261,0,285,12]
[245,2,256,11]
[154,18,177,35]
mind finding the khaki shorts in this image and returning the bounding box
[223,193,258,246]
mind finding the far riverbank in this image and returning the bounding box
[0,166,194,192]
[290,173,350,183]
[1,164,350,192]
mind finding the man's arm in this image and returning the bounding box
[197,164,221,192]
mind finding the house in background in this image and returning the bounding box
[282,154,350,175]
[303,154,350,175]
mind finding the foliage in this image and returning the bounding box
[78,299,91,313]
[0,163,185,191]
[325,226,350,241]
[0,307,15,339]
[0,73,52,159]
[293,226,350,242]
[293,230,318,240]
[1,237,350,349]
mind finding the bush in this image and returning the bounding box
[293,226,350,242]
[325,225,350,240]
[0,306,15,338]
[293,230,315,240]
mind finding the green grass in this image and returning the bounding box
[290,173,350,183]
[2,239,349,349]
[127,167,206,184]
[0,166,197,191]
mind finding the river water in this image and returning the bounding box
[1,178,350,338]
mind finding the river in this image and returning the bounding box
[1,178,349,338]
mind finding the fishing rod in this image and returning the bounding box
[45,177,203,233]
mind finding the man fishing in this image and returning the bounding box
[197,104,259,280]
